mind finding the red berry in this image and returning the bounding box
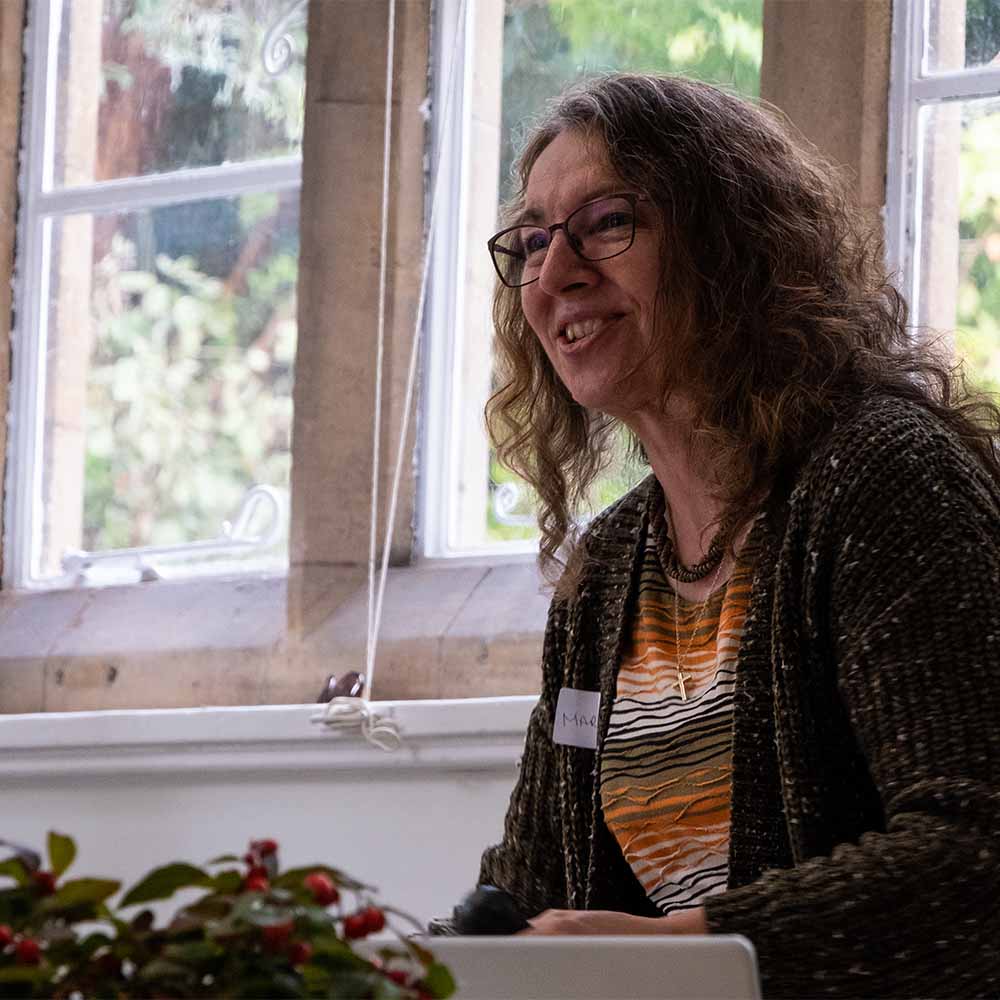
[363,906,386,934]
[244,873,270,893]
[303,872,339,906]
[252,838,279,857]
[15,938,41,965]
[32,870,57,895]
[261,921,294,952]
[0,925,12,947]
[243,851,257,865]
[247,864,269,880]
[286,940,313,965]
[343,913,369,939]
[385,969,409,985]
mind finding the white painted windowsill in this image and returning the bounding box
[0,696,537,779]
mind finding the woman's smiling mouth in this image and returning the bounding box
[558,314,624,349]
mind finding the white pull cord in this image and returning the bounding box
[321,698,402,752]
[366,0,399,702]
[317,0,470,750]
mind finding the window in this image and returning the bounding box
[887,0,1000,390]
[421,0,765,558]
[5,0,306,589]
[0,0,899,712]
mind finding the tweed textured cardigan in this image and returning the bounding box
[476,396,1000,998]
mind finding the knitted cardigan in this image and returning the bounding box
[476,396,1000,998]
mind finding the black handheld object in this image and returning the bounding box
[451,884,532,935]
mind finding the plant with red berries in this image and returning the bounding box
[0,832,454,999]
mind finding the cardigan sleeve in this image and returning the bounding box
[704,406,1000,998]
[475,596,571,918]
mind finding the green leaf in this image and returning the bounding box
[162,939,225,964]
[272,865,372,893]
[299,963,332,994]
[47,831,76,877]
[0,887,35,926]
[229,894,293,928]
[136,957,196,984]
[206,853,242,865]
[294,903,339,931]
[234,970,303,999]
[420,961,457,999]
[211,869,243,894]
[325,968,380,999]
[179,894,231,920]
[79,931,115,957]
[39,877,121,913]
[0,857,28,885]
[120,862,212,907]
[0,965,50,984]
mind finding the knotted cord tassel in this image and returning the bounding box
[313,697,401,752]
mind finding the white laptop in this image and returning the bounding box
[424,935,761,1000]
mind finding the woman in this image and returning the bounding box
[473,75,1000,997]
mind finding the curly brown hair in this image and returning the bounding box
[485,73,1000,590]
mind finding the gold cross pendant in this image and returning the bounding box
[671,668,692,701]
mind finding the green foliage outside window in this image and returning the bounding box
[81,3,302,563]
[955,104,1000,397]
[85,219,296,556]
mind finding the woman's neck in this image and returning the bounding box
[626,404,731,596]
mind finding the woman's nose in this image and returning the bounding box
[537,230,596,295]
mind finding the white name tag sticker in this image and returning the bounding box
[553,688,601,750]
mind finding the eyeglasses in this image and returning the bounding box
[487,193,645,288]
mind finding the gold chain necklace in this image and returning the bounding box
[670,561,724,702]
[662,500,724,702]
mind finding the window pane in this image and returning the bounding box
[52,0,306,187]
[448,0,763,550]
[915,98,1000,395]
[38,191,299,581]
[498,0,763,203]
[925,0,1000,72]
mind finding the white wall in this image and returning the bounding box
[0,698,535,926]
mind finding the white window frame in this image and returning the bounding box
[4,0,303,591]
[885,0,1000,316]
[420,0,538,561]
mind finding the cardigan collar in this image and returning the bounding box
[557,476,794,910]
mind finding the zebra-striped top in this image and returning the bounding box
[599,522,755,914]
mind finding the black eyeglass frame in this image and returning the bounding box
[486,192,647,288]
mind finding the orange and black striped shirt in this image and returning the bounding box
[600,521,755,914]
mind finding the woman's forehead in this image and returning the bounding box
[521,131,621,222]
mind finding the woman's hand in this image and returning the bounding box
[519,907,708,936]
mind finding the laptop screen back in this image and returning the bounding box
[425,935,761,1000]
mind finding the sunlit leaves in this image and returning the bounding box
[953,101,1000,396]
[83,195,296,558]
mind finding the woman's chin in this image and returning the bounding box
[570,389,623,417]
[568,383,647,422]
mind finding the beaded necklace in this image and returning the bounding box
[649,486,728,583]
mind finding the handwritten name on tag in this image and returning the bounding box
[553,688,600,749]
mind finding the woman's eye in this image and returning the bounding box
[594,211,632,232]
[523,231,549,255]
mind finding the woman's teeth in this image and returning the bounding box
[564,318,611,342]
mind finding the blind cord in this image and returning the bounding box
[318,0,470,749]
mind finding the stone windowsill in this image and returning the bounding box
[0,557,550,714]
